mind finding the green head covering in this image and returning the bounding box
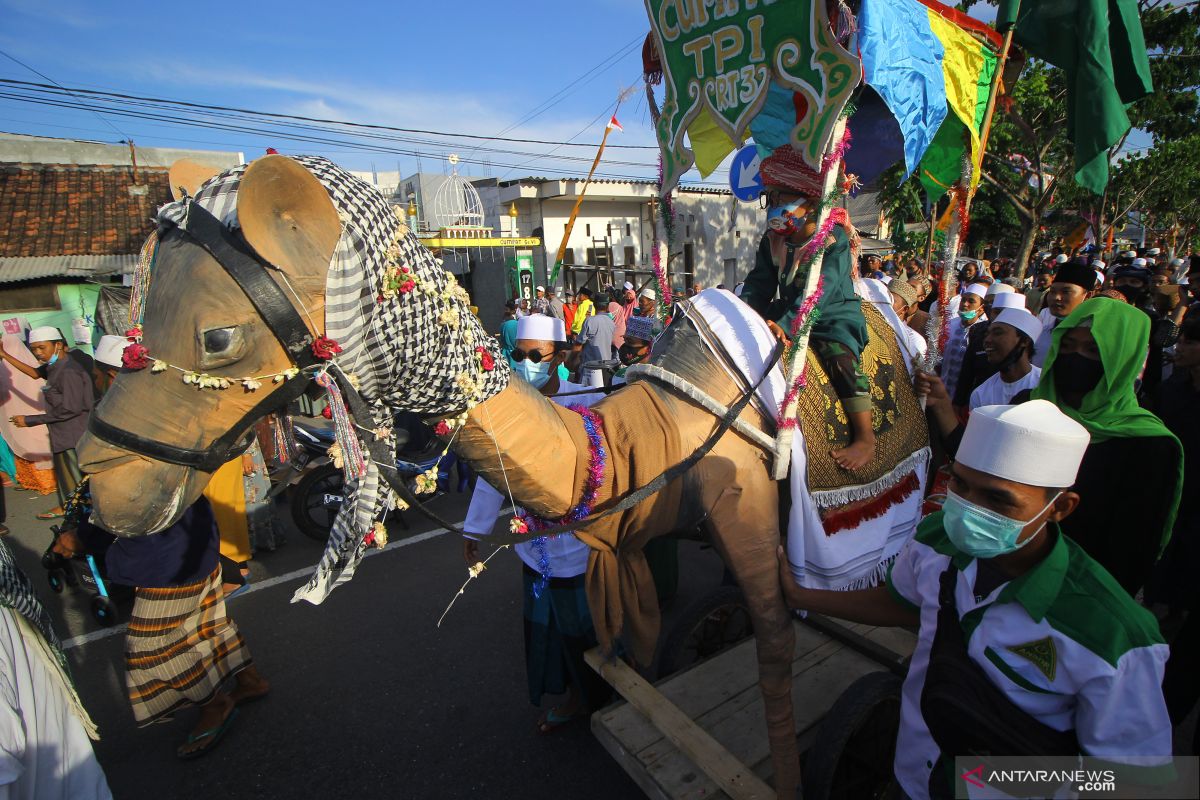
[1032,297,1182,549]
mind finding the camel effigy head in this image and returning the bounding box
[77,155,341,536]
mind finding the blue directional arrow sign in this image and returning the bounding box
[729,144,763,203]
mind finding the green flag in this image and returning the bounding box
[1001,0,1152,194]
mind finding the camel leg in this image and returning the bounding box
[700,463,799,798]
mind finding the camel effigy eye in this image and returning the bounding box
[203,327,236,354]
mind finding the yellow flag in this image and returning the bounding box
[688,110,741,177]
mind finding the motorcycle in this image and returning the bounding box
[286,413,468,542]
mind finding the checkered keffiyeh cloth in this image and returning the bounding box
[157,156,509,603]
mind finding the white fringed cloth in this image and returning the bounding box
[679,289,926,591]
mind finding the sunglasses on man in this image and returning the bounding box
[511,347,556,364]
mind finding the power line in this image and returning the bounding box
[0,50,130,141]
[0,90,737,185]
[0,77,659,149]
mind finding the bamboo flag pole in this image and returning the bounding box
[548,88,637,288]
[771,114,849,481]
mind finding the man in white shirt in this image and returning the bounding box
[462,314,608,734]
[940,283,988,402]
[970,308,1043,410]
[777,402,1174,799]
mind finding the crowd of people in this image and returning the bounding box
[2,224,1198,799]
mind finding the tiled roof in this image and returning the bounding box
[0,254,137,283]
[0,163,171,258]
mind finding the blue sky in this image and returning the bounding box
[0,0,664,181]
[0,0,1152,187]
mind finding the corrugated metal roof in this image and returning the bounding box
[0,254,137,283]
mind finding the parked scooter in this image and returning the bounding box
[287,412,468,542]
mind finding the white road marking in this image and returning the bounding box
[58,513,500,651]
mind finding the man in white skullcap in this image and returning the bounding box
[940,283,988,403]
[0,327,93,519]
[952,291,1029,408]
[461,313,609,733]
[969,308,1043,409]
[778,401,1173,799]
[90,334,129,397]
[532,285,550,315]
[637,287,657,317]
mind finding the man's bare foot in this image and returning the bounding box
[831,438,875,471]
[177,692,236,758]
[229,666,271,705]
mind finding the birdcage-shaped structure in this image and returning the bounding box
[431,155,488,239]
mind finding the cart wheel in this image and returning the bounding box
[90,595,119,627]
[290,463,344,542]
[802,670,903,800]
[657,586,753,679]
[47,568,66,594]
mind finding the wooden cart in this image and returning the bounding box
[588,615,917,800]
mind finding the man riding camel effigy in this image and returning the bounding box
[740,144,875,471]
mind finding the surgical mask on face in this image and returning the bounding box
[514,358,552,388]
[766,200,806,237]
[942,490,1061,559]
[959,309,979,322]
[618,344,646,365]
[1052,351,1104,403]
[47,353,59,365]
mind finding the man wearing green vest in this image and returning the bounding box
[777,401,1172,799]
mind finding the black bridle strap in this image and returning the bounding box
[174,202,319,368]
[87,199,320,470]
[87,373,313,472]
[335,342,784,542]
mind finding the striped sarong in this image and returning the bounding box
[124,566,251,725]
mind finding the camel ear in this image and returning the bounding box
[168,158,221,200]
[237,155,340,283]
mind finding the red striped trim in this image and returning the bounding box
[915,0,1004,50]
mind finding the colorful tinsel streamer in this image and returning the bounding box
[316,371,367,480]
[128,233,157,328]
[776,277,825,431]
[654,155,675,318]
[517,405,607,598]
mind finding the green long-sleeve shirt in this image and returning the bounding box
[740,228,868,354]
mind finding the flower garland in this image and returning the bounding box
[512,405,607,597]
[653,155,675,319]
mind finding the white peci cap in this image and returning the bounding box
[1148,248,1161,256]
[1095,270,1106,287]
[623,281,634,291]
[992,292,1026,310]
[986,282,1015,296]
[1132,257,1148,268]
[1054,254,1070,264]
[93,334,130,368]
[535,285,545,292]
[1091,259,1107,270]
[516,314,566,342]
[27,326,63,343]
[964,283,989,298]
[640,288,657,300]
[992,307,1042,343]
[957,400,1090,487]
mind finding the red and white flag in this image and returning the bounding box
[606,114,624,133]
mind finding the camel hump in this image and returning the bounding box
[167,158,222,200]
[238,154,341,282]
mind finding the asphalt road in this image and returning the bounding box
[3,480,728,800]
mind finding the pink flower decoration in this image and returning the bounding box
[122,342,150,370]
[399,279,416,294]
[511,517,529,535]
[475,346,495,372]
[124,326,143,342]
[433,420,451,436]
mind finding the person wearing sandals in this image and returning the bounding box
[461,315,611,733]
[1,327,92,521]
[54,494,270,759]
